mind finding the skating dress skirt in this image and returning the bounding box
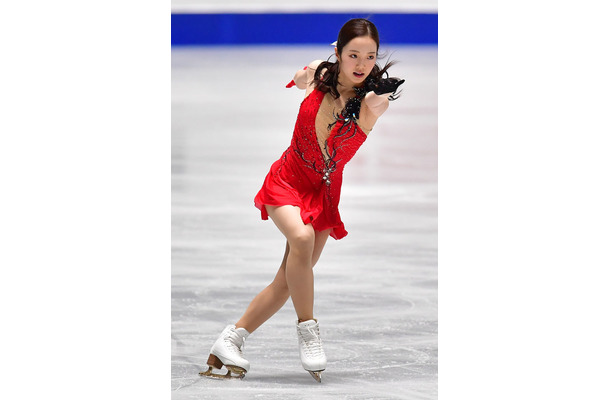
[254,88,368,240]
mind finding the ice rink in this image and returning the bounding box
[171,45,438,399]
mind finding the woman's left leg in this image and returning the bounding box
[235,228,331,333]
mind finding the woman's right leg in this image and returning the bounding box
[234,242,291,333]
[235,206,330,332]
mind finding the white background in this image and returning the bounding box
[2,1,610,400]
[171,0,438,13]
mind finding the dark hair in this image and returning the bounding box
[313,18,397,99]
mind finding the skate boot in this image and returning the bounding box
[200,325,250,379]
[296,319,327,382]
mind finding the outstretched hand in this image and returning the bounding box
[366,77,405,95]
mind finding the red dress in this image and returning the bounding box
[254,88,368,240]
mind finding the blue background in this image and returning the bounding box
[171,13,438,46]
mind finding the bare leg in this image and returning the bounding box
[235,207,330,333]
[234,242,291,333]
[311,229,331,267]
[265,205,315,322]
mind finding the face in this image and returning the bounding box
[336,36,378,87]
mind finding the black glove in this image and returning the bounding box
[366,77,405,95]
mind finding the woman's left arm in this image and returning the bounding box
[362,77,405,117]
[360,77,404,131]
[363,92,391,117]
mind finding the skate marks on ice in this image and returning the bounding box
[172,244,437,397]
[172,284,437,397]
[172,300,437,399]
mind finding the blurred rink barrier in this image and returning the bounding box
[171,0,438,46]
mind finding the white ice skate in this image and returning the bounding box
[200,325,250,380]
[296,319,327,382]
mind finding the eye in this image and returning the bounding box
[350,54,357,59]
[367,55,375,60]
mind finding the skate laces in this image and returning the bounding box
[225,328,246,355]
[299,325,324,357]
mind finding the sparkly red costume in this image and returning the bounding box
[254,88,368,240]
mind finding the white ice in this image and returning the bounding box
[172,45,437,399]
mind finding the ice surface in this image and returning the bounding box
[172,45,437,399]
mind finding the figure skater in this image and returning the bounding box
[200,18,404,382]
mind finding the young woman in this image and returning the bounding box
[201,18,404,382]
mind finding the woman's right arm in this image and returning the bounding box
[292,60,324,95]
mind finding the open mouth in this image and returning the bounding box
[353,72,365,78]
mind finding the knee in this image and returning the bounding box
[289,229,315,256]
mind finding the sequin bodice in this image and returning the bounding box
[276,89,367,189]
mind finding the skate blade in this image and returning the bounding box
[308,371,323,383]
[199,366,246,380]
[199,354,247,380]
